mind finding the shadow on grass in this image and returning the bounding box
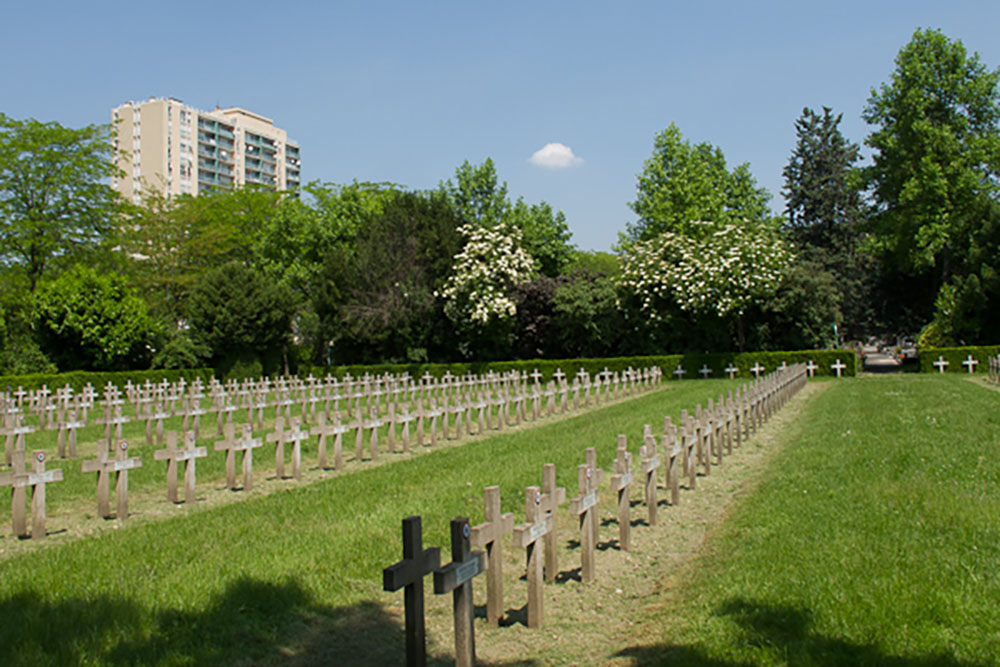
[0,577,530,665]
[614,598,988,666]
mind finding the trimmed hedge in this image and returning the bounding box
[0,368,216,394]
[308,349,856,382]
[917,346,1000,374]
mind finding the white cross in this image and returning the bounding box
[673,364,686,379]
[699,364,712,379]
[750,362,764,378]
[806,360,818,378]
[779,361,788,371]
[831,359,846,378]
[724,364,738,379]
[933,356,949,374]
[962,355,979,374]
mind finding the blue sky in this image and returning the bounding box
[3,1,999,251]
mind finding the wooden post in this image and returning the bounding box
[433,517,486,667]
[0,450,63,538]
[664,417,681,505]
[540,463,566,583]
[513,487,552,628]
[284,417,309,480]
[470,486,513,626]
[569,458,601,582]
[640,427,661,525]
[154,431,207,504]
[610,436,633,551]
[383,516,441,667]
[214,424,262,490]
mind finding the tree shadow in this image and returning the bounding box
[0,576,534,665]
[614,598,990,666]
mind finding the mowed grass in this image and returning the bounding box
[0,379,737,665]
[631,375,1000,666]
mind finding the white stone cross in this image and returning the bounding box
[699,364,712,379]
[962,355,979,374]
[933,356,949,373]
[724,363,738,379]
[750,362,764,378]
[673,364,687,379]
[806,360,818,378]
[831,359,846,378]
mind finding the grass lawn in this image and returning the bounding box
[0,379,737,665]
[629,375,1000,666]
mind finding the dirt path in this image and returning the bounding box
[406,380,830,666]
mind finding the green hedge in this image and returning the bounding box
[918,346,1000,374]
[308,349,856,382]
[0,368,216,394]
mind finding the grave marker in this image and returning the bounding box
[963,355,979,374]
[383,516,441,667]
[610,436,634,551]
[512,486,552,628]
[673,364,687,380]
[569,457,601,582]
[82,440,141,519]
[640,427,661,525]
[540,463,567,583]
[831,358,846,378]
[154,431,207,504]
[806,360,818,378]
[0,450,63,538]
[724,363,738,379]
[433,517,485,667]
[470,486,513,626]
[699,364,713,379]
[214,424,262,491]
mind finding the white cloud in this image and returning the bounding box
[528,142,583,169]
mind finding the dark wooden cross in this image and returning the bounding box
[610,436,633,551]
[513,487,552,628]
[0,449,63,538]
[383,515,441,667]
[640,426,661,525]
[155,431,207,504]
[434,517,486,667]
[82,439,142,520]
[470,485,513,626]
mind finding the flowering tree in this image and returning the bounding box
[437,223,535,356]
[619,221,793,349]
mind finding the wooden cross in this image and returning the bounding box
[663,417,681,505]
[82,439,142,520]
[311,412,344,470]
[699,364,713,379]
[610,436,633,551]
[214,424,262,490]
[266,416,291,479]
[513,487,553,628]
[470,486,513,626]
[963,355,979,374]
[433,517,486,667]
[831,358,846,378]
[396,403,415,453]
[673,364,686,380]
[4,413,33,466]
[640,427,661,525]
[383,516,440,667]
[365,403,384,461]
[58,408,85,458]
[806,360,818,378]
[284,417,309,480]
[0,450,63,538]
[724,363,738,379]
[540,463,566,583]
[569,454,602,582]
[154,431,207,504]
[750,362,765,378]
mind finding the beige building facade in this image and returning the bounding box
[111,97,301,203]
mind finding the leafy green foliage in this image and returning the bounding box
[864,28,1000,334]
[0,114,122,291]
[186,262,295,375]
[552,273,623,358]
[916,344,1000,373]
[34,265,158,371]
[627,123,772,242]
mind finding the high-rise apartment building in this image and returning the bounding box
[110,97,301,203]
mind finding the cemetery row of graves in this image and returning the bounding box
[382,363,808,666]
[0,365,671,541]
